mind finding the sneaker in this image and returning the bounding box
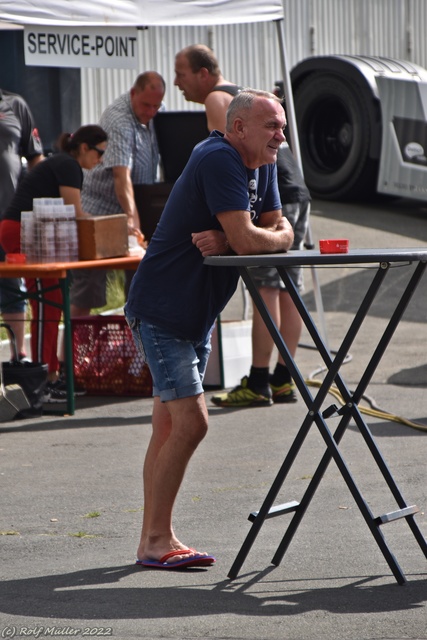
[42,380,68,404]
[270,379,297,403]
[58,365,87,397]
[42,377,87,404]
[211,376,273,407]
[55,373,87,397]
[9,353,32,364]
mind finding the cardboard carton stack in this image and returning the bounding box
[20,200,129,263]
[21,198,78,263]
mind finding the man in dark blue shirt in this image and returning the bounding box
[125,89,294,569]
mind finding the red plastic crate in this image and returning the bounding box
[72,315,152,396]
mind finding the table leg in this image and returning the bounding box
[60,275,75,416]
[230,261,427,584]
[276,261,427,582]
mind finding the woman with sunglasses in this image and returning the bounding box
[0,124,108,404]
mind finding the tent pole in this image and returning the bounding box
[275,16,329,349]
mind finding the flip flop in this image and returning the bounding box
[136,548,216,569]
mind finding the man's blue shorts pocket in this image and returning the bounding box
[125,313,146,362]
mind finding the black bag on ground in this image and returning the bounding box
[1,324,48,411]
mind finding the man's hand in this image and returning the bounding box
[132,228,147,247]
[192,230,229,257]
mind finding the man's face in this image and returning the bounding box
[174,54,205,104]
[130,84,164,125]
[239,98,286,168]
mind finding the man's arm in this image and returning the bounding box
[191,229,230,256]
[13,94,44,162]
[217,209,293,255]
[112,166,140,231]
[192,210,294,257]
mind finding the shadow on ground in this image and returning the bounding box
[0,565,426,620]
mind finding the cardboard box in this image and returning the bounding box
[77,215,128,260]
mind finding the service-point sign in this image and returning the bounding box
[24,26,139,69]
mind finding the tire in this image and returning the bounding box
[293,72,380,200]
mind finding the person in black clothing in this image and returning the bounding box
[0,125,108,402]
[0,88,44,358]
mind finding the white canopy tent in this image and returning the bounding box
[0,0,303,166]
[0,0,283,27]
[0,0,326,339]
[0,1,298,149]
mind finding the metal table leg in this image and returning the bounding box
[228,261,427,584]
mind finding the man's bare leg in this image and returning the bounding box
[251,287,280,367]
[137,393,209,564]
[277,289,302,362]
[251,288,302,367]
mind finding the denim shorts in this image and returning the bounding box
[250,262,303,292]
[125,312,212,402]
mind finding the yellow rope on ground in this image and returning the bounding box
[305,378,427,433]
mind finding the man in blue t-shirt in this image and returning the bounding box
[124,89,294,570]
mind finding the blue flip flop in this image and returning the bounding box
[136,548,216,569]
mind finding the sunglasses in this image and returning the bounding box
[89,145,105,157]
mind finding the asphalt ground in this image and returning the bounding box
[1,197,426,640]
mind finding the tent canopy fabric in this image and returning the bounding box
[0,0,284,27]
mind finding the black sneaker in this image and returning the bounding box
[42,380,68,404]
[42,377,87,404]
[9,353,32,364]
[56,373,87,397]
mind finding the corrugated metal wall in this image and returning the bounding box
[81,0,427,124]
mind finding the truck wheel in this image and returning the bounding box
[293,72,379,200]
